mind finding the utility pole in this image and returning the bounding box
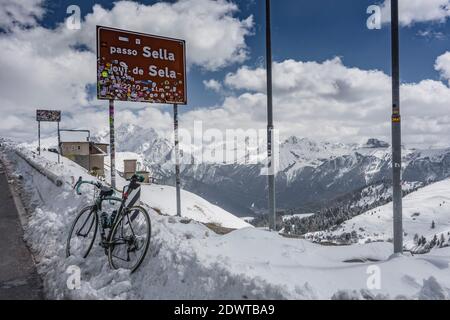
[173,104,182,217]
[266,0,276,230]
[391,0,403,254]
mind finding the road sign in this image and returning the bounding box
[97,26,187,105]
[36,110,61,122]
[36,110,61,159]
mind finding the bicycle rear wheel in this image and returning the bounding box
[108,206,151,273]
[66,206,98,259]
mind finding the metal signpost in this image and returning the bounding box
[57,121,60,163]
[36,110,61,160]
[173,104,181,217]
[109,99,116,188]
[38,121,40,155]
[265,0,276,230]
[97,26,187,212]
[391,0,403,254]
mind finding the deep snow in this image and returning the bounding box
[3,142,450,299]
[315,178,450,249]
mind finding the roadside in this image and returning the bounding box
[0,156,43,300]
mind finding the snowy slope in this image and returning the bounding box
[3,141,450,299]
[315,178,450,248]
[278,137,352,181]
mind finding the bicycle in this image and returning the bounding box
[66,175,151,273]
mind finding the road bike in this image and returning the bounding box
[66,175,151,273]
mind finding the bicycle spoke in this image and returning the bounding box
[112,253,130,262]
[67,207,98,259]
[108,207,150,272]
[75,213,95,237]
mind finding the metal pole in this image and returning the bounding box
[57,121,60,164]
[173,104,181,217]
[38,121,41,155]
[391,0,403,254]
[266,0,276,230]
[109,99,116,189]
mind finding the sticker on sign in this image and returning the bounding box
[36,110,61,122]
[97,26,187,105]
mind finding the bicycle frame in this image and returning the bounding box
[95,196,124,248]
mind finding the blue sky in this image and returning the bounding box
[37,0,450,107]
[1,0,450,146]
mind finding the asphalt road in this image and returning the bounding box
[0,162,43,299]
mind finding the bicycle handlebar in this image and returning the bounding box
[74,176,103,195]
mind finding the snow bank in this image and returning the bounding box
[4,146,282,299]
[319,178,450,249]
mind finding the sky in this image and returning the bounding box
[1,0,450,147]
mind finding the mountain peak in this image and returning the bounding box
[283,136,314,146]
[364,138,389,149]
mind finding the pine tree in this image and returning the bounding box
[440,234,446,248]
[419,236,427,246]
[431,220,436,229]
[430,234,438,248]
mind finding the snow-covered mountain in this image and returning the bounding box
[103,124,450,218]
[307,177,450,252]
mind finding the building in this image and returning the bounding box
[123,159,137,180]
[123,159,151,183]
[60,141,108,176]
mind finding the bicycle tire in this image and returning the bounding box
[66,206,98,259]
[107,206,151,273]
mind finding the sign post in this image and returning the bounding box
[173,104,181,217]
[265,0,276,231]
[38,120,41,155]
[109,99,116,189]
[97,26,187,213]
[391,0,403,254]
[57,121,61,163]
[38,121,41,155]
[36,110,61,158]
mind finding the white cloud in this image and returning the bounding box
[0,0,45,30]
[72,0,253,71]
[0,0,253,140]
[380,0,450,26]
[417,30,446,40]
[435,51,450,84]
[203,79,223,92]
[1,1,450,149]
[200,57,450,147]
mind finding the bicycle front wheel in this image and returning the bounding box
[108,206,151,273]
[66,206,98,259]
